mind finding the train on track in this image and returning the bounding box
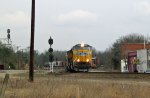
[66,43,99,72]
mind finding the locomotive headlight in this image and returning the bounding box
[77,59,80,62]
[81,43,84,47]
[86,59,89,62]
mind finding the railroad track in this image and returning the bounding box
[86,71,150,74]
[53,71,150,80]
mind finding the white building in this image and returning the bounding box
[121,59,128,72]
[137,49,150,73]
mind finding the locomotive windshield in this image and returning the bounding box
[77,52,91,56]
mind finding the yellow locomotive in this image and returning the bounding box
[66,43,97,72]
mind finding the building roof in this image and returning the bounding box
[121,43,150,58]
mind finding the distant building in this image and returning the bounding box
[52,61,65,67]
[121,43,150,59]
[120,43,150,72]
[43,61,66,69]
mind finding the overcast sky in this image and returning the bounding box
[0,0,150,52]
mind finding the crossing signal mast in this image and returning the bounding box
[48,36,54,72]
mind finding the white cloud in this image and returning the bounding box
[57,10,98,25]
[0,11,30,27]
[134,1,150,16]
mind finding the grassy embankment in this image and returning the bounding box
[0,71,150,98]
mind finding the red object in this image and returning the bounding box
[128,52,137,72]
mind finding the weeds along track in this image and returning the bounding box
[54,72,150,80]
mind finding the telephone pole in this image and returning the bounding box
[29,0,35,82]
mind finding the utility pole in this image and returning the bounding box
[29,0,35,82]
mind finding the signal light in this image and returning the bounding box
[48,48,53,53]
[48,36,53,45]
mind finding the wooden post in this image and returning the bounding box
[0,73,9,98]
[29,0,35,82]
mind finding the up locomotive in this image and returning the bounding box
[66,43,97,72]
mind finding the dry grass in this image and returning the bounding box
[1,71,150,98]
